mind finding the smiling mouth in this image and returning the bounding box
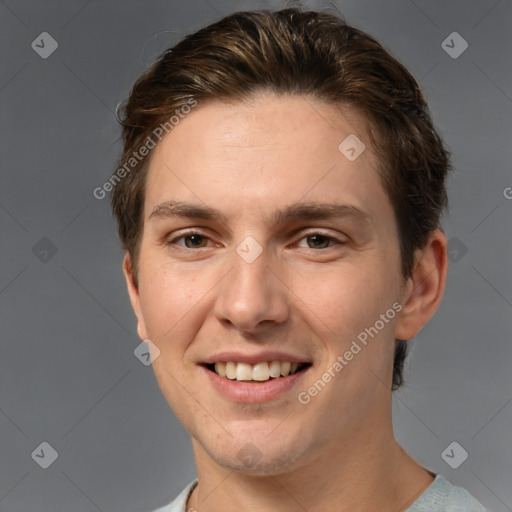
[204,361,312,382]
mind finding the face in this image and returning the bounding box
[125,93,410,475]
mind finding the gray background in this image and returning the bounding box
[1,0,511,511]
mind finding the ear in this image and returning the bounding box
[395,230,448,341]
[122,253,148,340]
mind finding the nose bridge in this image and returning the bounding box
[214,244,289,331]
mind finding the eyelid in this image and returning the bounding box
[166,229,218,248]
[165,228,348,250]
[292,228,348,247]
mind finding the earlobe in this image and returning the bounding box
[122,253,148,340]
[394,230,448,341]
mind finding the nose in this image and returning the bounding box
[213,246,290,334]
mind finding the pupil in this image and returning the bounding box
[308,235,328,249]
[186,235,205,248]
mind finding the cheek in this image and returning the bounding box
[138,265,206,405]
[290,262,388,338]
[137,261,204,342]
[287,257,401,391]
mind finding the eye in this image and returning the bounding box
[296,233,344,249]
[168,232,213,249]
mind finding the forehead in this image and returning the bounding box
[144,93,391,226]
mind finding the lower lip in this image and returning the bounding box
[201,366,310,403]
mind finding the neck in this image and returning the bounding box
[188,414,434,512]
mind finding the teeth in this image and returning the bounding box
[236,362,253,381]
[212,361,306,381]
[225,361,237,380]
[252,362,270,381]
[269,361,281,378]
[214,361,226,377]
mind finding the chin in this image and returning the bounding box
[200,429,312,477]
[216,449,305,476]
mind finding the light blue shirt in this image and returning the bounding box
[152,474,487,511]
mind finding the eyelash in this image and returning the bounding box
[166,230,346,250]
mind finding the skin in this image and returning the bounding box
[123,92,448,512]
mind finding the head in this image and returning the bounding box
[111,8,449,474]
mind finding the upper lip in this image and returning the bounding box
[201,350,312,365]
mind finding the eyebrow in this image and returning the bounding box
[270,202,371,226]
[149,201,227,222]
[148,200,371,226]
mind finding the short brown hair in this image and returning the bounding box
[111,8,450,390]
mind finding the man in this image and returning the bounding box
[111,8,487,512]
